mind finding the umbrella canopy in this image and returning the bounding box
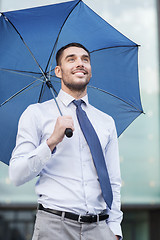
[0,0,144,165]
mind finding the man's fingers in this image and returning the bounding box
[47,116,74,151]
[57,116,75,132]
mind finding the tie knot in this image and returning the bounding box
[73,99,83,108]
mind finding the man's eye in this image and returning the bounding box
[68,58,74,62]
[83,58,89,62]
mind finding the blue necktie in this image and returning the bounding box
[73,100,113,209]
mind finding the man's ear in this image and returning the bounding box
[55,66,62,79]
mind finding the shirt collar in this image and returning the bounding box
[58,89,89,107]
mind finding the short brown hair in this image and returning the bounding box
[56,42,90,66]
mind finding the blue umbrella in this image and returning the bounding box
[0,0,144,165]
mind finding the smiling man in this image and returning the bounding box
[9,43,123,240]
[56,45,91,92]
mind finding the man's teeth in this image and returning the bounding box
[74,72,84,75]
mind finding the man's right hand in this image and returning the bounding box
[47,116,74,152]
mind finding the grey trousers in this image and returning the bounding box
[32,210,117,240]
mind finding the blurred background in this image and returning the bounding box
[0,0,159,239]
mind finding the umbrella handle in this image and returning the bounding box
[65,128,73,138]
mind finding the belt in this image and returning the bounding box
[38,204,109,223]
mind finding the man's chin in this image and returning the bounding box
[63,80,89,92]
[67,84,87,92]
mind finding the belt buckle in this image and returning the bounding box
[78,214,99,223]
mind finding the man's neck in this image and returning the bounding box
[61,87,87,100]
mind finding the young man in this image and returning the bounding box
[9,43,123,240]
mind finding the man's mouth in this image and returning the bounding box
[72,69,88,75]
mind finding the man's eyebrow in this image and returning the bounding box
[65,54,90,60]
[82,54,90,59]
[65,54,75,60]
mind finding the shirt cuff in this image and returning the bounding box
[37,141,52,165]
[27,141,52,171]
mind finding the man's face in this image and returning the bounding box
[55,47,92,93]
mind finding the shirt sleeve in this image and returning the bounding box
[9,105,53,186]
[105,119,123,239]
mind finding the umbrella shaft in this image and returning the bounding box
[49,84,73,138]
[49,87,62,116]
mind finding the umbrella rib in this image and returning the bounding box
[0,68,44,82]
[46,0,82,75]
[88,85,144,113]
[1,13,49,83]
[0,79,40,107]
[90,45,140,54]
[0,68,41,75]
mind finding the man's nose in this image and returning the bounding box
[76,58,84,67]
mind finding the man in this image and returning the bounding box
[9,43,123,240]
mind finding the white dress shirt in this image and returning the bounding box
[9,89,123,238]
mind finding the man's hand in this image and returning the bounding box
[115,236,120,240]
[47,116,74,152]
